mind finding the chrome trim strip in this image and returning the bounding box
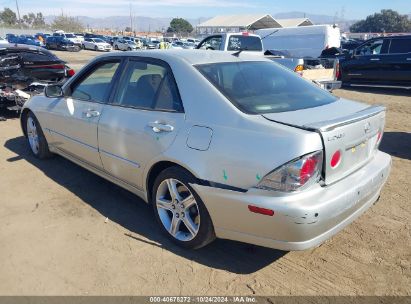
[51,145,144,192]
[47,128,98,151]
[100,149,141,168]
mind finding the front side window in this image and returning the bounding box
[227,35,262,51]
[71,61,120,103]
[114,60,182,112]
[389,39,411,54]
[197,61,337,114]
[198,36,222,50]
[355,39,388,56]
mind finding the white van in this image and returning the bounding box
[256,25,341,58]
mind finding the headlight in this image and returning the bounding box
[256,151,323,192]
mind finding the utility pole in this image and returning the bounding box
[15,0,22,28]
[129,3,133,34]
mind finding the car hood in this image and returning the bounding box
[261,98,367,128]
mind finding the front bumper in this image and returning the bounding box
[191,151,391,251]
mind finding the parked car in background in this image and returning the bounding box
[46,36,81,52]
[142,39,156,49]
[8,36,43,47]
[1,44,74,110]
[256,25,341,58]
[74,33,85,42]
[82,38,112,51]
[20,50,391,251]
[113,39,138,51]
[338,35,411,89]
[0,37,8,45]
[52,32,82,46]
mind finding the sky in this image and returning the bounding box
[2,0,411,19]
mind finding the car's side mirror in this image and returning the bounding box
[45,85,63,98]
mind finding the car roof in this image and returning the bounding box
[98,49,269,65]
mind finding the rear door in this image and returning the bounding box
[46,59,122,168]
[383,37,411,85]
[97,57,185,189]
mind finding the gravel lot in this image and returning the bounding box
[0,49,410,296]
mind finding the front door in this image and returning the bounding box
[46,60,121,169]
[97,58,185,189]
[344,39,389,83]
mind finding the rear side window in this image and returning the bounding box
[71,61,120,103]
[227,35,262,51]
[197,61,337,114]
[389,39,411,54]
[114,60,183,112]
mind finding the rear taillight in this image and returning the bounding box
[256,151,323,192]
[294,64,304,75]
[29,64,65,69]
[375,131,383,149]
[67,69,75,77]
[335,62,341,80]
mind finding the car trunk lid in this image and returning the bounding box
[262,99,386,185]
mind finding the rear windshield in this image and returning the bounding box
[227,35,262,51]
[196,61,337,114]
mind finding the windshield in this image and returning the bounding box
[196,61,337,114]
[227,35,262,51]
[94,38,104,43]
[65,34,76,38]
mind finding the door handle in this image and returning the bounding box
[83,109,100,118]
[370,58,380,61]
[148,121,174,133]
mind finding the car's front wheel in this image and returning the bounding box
[152,167,216,249]
[25,112,53,159]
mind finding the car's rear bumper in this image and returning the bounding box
[191,151,391,251]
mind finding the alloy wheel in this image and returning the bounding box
[155,178,200,241]
[26,116,39,154]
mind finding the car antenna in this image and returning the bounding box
[260,29,279,41]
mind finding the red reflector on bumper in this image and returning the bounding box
[248,205,274,216]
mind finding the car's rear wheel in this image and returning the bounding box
[151,167,215,249]
[25,112,53,159]
[114,44,118,50]
[94,45,98,51]
[127,47,131,51]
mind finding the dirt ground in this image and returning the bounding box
[0,50,410,296]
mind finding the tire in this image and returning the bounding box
[94,45,98,51]
[25,112,53,159]
[151,167,216,249]
[114,44,118,50]
[127,47,131,51]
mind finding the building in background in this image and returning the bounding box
[196,14,313,35]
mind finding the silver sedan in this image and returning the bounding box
[20,50,391,250]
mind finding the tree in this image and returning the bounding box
[51,15,84,32]
[167,18,193,34]
[350,9,411,33]
[0,8,17,26]
[32,13,46,28]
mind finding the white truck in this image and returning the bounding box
[256,25,341,58]
[196,32,341,91]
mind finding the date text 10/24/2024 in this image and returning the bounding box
[149,297,257,303]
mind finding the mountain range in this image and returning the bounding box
[44,11,356,32]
